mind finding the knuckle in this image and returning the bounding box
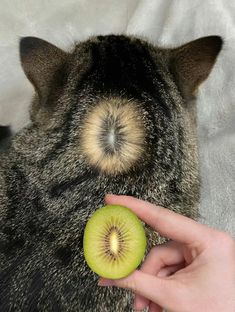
[157,208,168,219]
[124,278,138,292]
[154,209,168,228]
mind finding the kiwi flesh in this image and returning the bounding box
[83,205,146,279]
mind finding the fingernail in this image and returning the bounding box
[98,278,114,286]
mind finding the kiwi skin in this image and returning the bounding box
[83,205,146,279]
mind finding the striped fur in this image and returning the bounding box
[0,35,222,311]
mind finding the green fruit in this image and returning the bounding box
[83,205,146,279]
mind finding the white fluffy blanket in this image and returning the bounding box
[0,0,234,235]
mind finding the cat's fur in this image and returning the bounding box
[0,126,11,152]
[0,34,222,311]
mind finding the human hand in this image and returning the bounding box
[98,195,235,312]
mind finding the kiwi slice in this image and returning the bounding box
[83,205,146,279]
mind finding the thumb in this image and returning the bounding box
[98,270,181,309]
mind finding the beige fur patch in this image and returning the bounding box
[80,98,145,175]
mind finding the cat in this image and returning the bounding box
[0,34,222,311]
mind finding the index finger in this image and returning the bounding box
[105,194,213,245]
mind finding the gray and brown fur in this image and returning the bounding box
[0,34,222,311]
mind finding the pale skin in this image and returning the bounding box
[98,195,235,312]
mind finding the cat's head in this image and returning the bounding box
[19,35,222,178]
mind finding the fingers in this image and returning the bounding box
[157,263,185,278]
[134,263,185,311]
[140,241,184,274]
[134,242,184,310]
[99,270,183,310]
[105,194,213,245]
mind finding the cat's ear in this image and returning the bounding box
[20,36,67,103]
[169,36,223,99]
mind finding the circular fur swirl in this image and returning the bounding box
[80,98,145,175]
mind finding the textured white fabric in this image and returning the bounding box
[0,0,234,235]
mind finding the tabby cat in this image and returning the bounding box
[0,34,222,311]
